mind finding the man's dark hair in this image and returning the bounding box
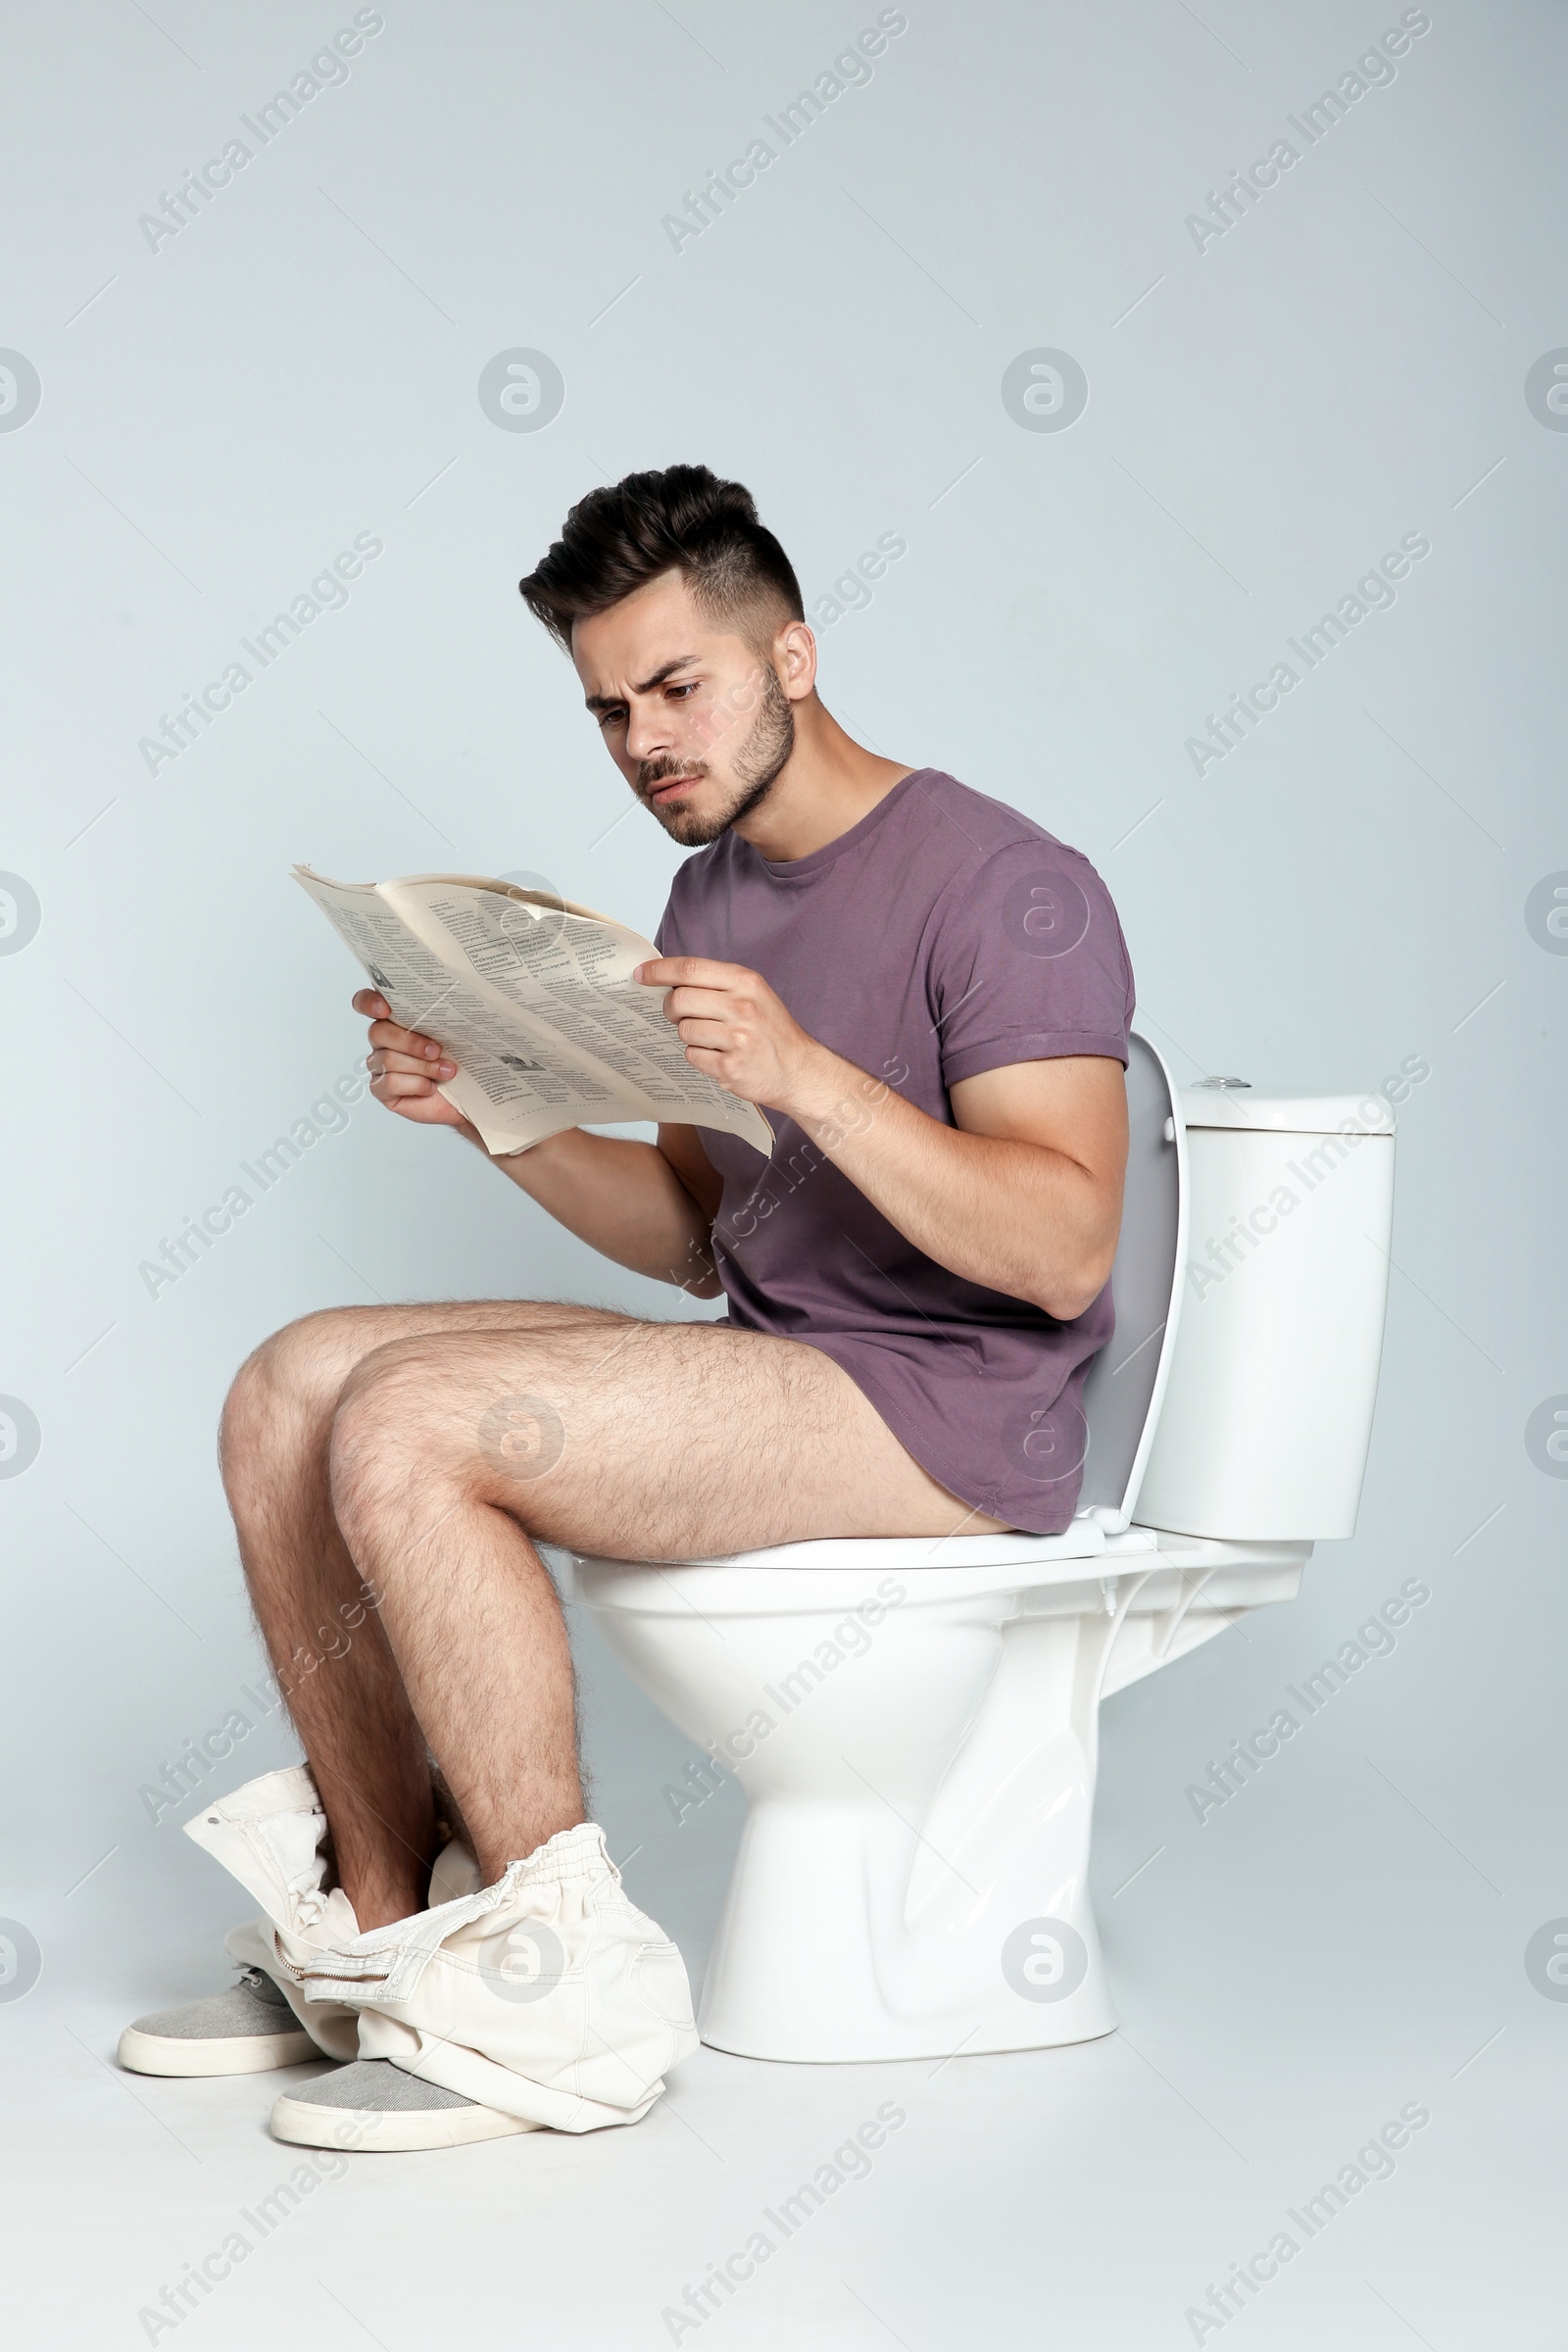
[518,464,804,654]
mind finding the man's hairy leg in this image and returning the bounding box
[218,1298,628,1930]
[326,1317,1003,1897]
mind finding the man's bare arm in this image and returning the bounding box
[818,1054,1126,1320]
[354,989,722,1295]
[639,956,1126,1320]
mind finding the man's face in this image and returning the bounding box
[571,569,801,848]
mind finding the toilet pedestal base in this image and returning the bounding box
[578,1536,1310,2067]
[695,1787,1120,2064]
[691,1601,1131,2064]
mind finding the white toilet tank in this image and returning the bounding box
[1134,1081,1396,1541]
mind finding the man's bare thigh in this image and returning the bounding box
[271,1297,629,1399]
[341,1316,1007,1554]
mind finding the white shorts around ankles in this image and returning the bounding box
[185,1765,698,2132]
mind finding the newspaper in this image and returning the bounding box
[294,866,773,1158]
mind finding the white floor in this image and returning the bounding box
[7,1566,1565,2352]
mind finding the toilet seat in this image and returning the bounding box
[572,1519,1305,1616]
[575,1509,1116,1591]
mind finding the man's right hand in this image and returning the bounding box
[351,990,722,1296]
[354,989,476,1138]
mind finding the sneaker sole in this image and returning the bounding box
[117,2025,316,2078]
[270,2090,539,2152]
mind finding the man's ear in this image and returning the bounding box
[776,616,817,701]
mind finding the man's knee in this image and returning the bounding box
[220,1307,384,1466]
[328,1337,464,1532]
[328,1335,564,1534]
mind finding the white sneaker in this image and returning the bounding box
[118,1966,313,2077]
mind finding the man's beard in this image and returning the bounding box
[638,663,796,848]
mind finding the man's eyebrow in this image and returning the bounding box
[583,656,698,712]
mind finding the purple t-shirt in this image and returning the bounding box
[656,770,1135,1534]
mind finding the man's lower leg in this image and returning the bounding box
[327,1356,586,1888]
[220,1332,445,1928]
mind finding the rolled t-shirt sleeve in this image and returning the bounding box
[930,838,1135,1089]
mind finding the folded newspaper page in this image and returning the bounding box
[294,866,774,1158]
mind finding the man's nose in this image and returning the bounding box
[623,697,675,764]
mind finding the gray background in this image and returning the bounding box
[2,2,1564,2345]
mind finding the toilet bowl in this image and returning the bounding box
[574,1038,1397,2062]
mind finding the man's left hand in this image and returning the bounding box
[634,956,837,1118]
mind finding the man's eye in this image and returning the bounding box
[667,682,699,700]
[597,709,626,729]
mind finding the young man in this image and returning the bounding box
[119,466,1133,2150]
